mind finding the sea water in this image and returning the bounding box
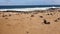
[0,5,60,11]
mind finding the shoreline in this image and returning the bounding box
[0,7,59,11]
[0,8,59,12]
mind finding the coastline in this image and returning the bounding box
[0,7,59,11]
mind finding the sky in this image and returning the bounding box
[0,0,60,5]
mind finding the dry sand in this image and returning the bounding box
[0,8,60,34]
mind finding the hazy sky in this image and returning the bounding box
[0,0,60,5]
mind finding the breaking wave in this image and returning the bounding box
[0,7,60,11]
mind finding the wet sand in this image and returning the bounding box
[0,8,60,34]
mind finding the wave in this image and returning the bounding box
[0,7,60,11]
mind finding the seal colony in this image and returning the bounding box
[0,8,60,34]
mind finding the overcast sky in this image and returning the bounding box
[0,0,60,5]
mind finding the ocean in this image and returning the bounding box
[0,5,60,11]
[0,5,60,9]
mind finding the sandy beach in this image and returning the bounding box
[0,8,60,34]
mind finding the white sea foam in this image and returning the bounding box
[0,7,59,11]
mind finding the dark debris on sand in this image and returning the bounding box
[39,16,43,18]
[31,15,34,17]
[43,19,50,24]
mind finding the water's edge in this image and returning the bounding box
[0,7,60,11]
